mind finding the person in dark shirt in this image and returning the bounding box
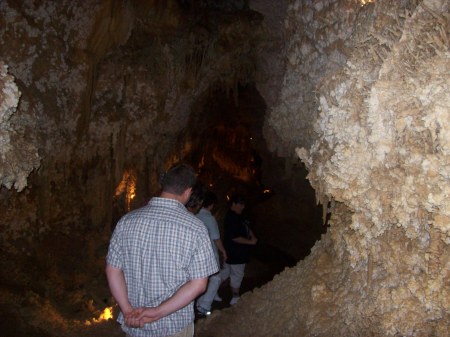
[220,194,257,305]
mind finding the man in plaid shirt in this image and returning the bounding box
[106,163,219,337]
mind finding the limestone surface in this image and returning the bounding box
[197,0,450,336]
[0,0,449,336]
[0,61,40,191]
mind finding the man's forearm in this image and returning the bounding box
[130,277,208,327]
[214,239,227,256]
[106,264,133,314]
[232,236,257,245]
[158,278,207,317]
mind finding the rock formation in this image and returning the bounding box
[0,0,448,336]
[198,0,450,336]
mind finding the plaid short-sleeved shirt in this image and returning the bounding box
[107,197,219,337]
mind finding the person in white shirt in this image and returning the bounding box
[195,191,227,315]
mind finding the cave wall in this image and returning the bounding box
[262,0,360,156]
[197,0,449,336]
[0,0,261,231]
[0,0,265,333]
[1,0,449,335]
[298,0,450,333]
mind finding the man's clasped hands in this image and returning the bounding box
[123,307,162,328]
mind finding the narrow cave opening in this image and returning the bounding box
[108,81,325,308]
[174,82,326,300]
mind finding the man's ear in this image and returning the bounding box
[183,187,193,201]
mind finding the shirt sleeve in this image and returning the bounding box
[208,217,220,241]
[187,226,219,279]
[106,225,124,269]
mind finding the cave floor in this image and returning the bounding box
[5,243,296,337]
[73,257,277,337]
[195,242,297,322]
[101,243,296,336]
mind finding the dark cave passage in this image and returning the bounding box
[109,81,325,269]
[108,81,324,313]
[184,83,325,259]
[181,83,324,287]
[173,82,324,317]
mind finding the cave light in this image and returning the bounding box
[115,169,137,211]
[84,306,114,325]
[360,0,375,5]
[127,185,136,211]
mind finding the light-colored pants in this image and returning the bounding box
[219,263,246,289]
[196,273,222,310]
[126,323,194,337]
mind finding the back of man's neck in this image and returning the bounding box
[160,191,185,204]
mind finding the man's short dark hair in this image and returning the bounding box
[202,191,218,208]
[160,163,197,195]
[230,193,245,205]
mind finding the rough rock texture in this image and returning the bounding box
[197,0,449,336]
[250,0,289,126]
[299,0,450,333]
[263,0,360,156]
[0,1,265,335]
[0,61,40,191]
[0,0,449,336]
